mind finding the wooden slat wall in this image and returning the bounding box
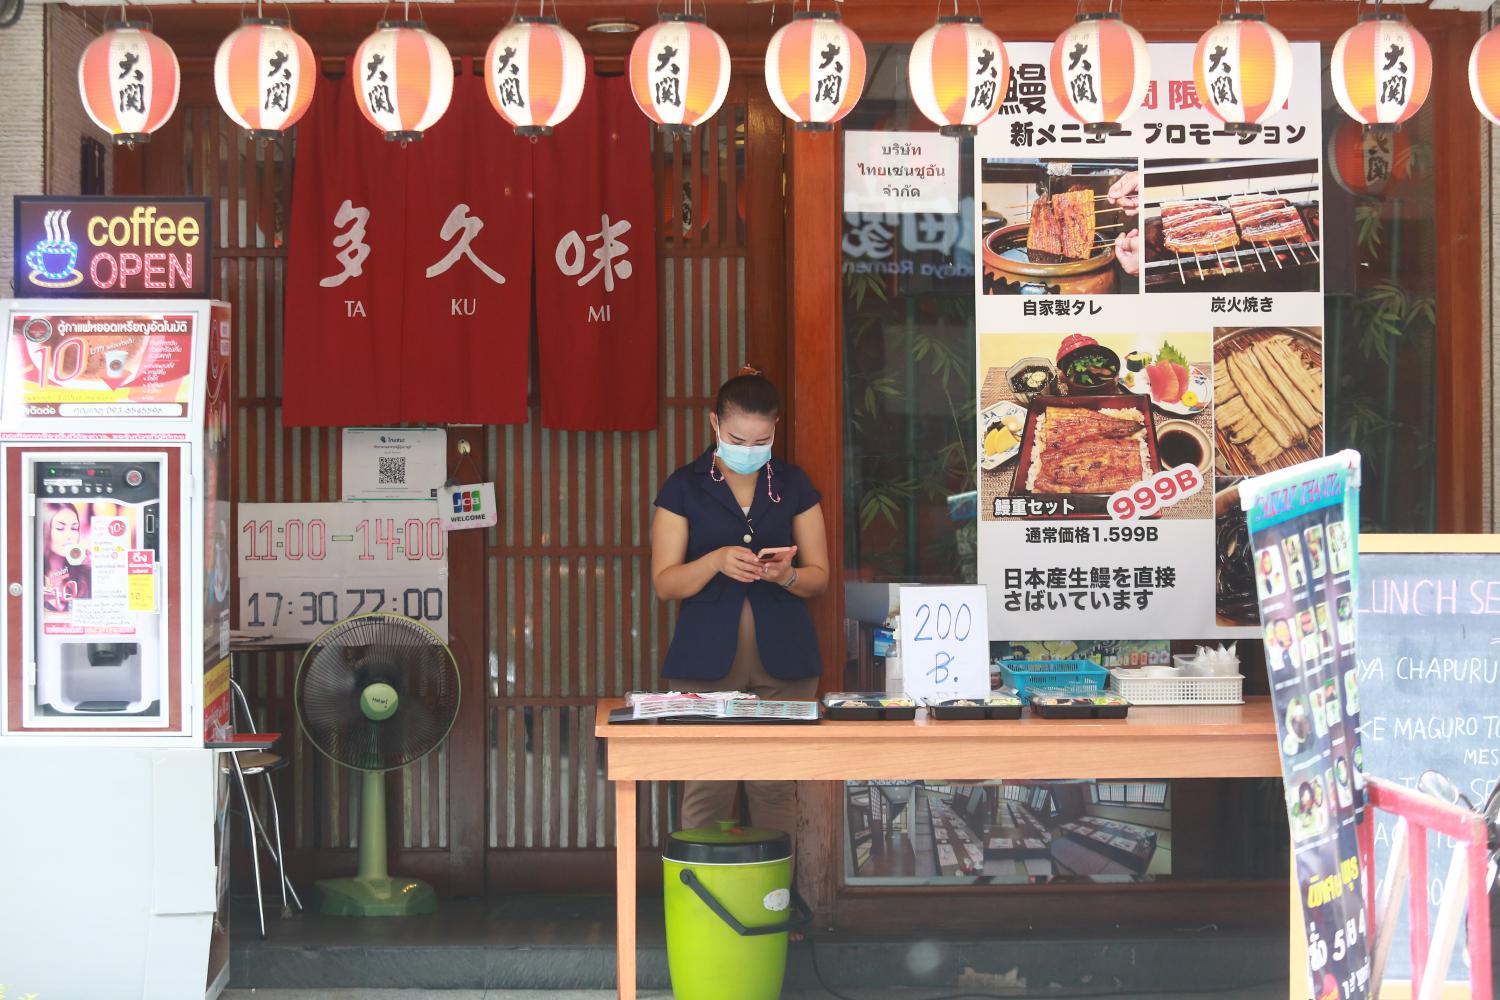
[120,74,784,892]
[485,83,766,879]
[125,89,453,872]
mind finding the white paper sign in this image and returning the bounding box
[844,131,960,215]
[341,428,446,501]
[438,482,496,531]
[899,585,991,701]
[236,501,450,641]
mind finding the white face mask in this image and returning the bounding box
[716,436,772,475]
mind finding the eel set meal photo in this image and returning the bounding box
[1026,405,1149,495]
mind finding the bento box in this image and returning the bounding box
[1028,691,1131,719]
[924,693,1025,721]
[822,692,918,721]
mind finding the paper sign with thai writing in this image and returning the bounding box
[844,131,961,215]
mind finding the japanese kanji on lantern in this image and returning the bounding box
[764,11,866,131]
[627,13,730,134]
[214,17,317,139]
[1192,11,1293,134]
[484,15,587,137]
[1049,11,1150,136]
[907,15,1009,137]
[1327,120,1408,197]
[353,18,454,142]
[78,20,181,146]
[1330,10,1431,132]
[1470,24,1500,127]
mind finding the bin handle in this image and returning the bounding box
[678,869,812,937]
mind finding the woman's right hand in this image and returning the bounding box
[711,546,765,584]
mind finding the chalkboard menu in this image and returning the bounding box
[1356,536,1500,984]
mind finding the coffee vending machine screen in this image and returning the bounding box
[34,460,164,716]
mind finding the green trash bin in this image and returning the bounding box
[663,820,809,1000]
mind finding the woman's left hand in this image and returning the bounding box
[757,546,798,586]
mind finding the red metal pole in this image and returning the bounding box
[1466,818,1492,1000]
[1408,823,1430,990]
[1360,808,1377,957]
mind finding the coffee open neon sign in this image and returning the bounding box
[14,197,211,298]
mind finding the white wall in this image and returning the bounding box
[46,4,109,196]
[0,4,105,288]
[0,1,46,287]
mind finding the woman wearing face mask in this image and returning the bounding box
[651,369,829,844]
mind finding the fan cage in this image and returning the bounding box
[294,613,461,772]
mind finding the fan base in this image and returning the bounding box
[313,875,438,917]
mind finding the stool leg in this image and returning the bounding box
[231,754,266,939]
[250,773,301,913]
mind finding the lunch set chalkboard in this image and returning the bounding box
[1356,535,1500,987]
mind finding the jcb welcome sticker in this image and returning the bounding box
[438,483,496,532]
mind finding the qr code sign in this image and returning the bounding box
[378,457,406,486]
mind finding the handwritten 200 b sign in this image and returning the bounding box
[899,585,992,702]
[1109,465,1204,521]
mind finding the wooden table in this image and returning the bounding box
[596,697,1280,999]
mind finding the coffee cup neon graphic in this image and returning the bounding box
[25,210,84,289]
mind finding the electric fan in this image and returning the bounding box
[295,613,460,917]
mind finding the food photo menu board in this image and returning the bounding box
[974,41,1325,640]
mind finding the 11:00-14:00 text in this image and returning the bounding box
[240,517,446,561]
[246,587,444,628]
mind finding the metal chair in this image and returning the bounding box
[226,678,303,936]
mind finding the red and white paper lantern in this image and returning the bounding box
[628,14,730,134]
[1331,13,1431,131]
[765,11,866,131]
[353,20,454,142]
[907,16,1009,137]
[214,19,317,139]
[78,21,180,146]
[1470,25,1500,126]
[1049,12,1150,135]
[484,17,587,137]
[1193,13,1293,133]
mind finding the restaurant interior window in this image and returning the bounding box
[1091,783,1170,810]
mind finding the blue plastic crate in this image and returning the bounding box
[996,660,1108,699]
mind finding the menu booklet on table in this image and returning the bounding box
[613,692,821,723]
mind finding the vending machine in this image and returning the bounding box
[0,280,234,991]
[0,299,233,741]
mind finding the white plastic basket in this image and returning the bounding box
[1108,668,1244,706]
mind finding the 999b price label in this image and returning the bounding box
[1109,464,1204,521]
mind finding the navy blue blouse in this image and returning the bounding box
[654,448,823,681]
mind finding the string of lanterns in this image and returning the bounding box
[76,1,1497,148]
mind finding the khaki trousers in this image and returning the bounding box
[670,598,819,853]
